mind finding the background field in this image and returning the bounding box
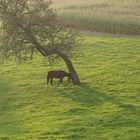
[0,35,140,139]
[54,0,140,36]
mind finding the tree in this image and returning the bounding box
[0,0,80,84]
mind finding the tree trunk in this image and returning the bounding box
[56,51,80,85]
[19,27,80,84]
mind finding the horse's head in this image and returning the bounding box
[67,73,72,82]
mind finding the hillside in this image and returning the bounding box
[0,35,140,139]
[54,0,140,36]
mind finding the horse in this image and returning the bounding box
[47,70,72,86]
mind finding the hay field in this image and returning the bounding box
[54,0,140,35]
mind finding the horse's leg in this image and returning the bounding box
[58,78,62,87]
[51,78,53,86]
[61,78,63,84]
[67,77,69,82]
[58,79,61,87]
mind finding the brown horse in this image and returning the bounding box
[47,70,72,86]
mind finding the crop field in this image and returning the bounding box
[0,35,140,139]
[54,0,140,36]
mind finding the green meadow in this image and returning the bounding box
[0,35,140,139]
[55,0,140,36]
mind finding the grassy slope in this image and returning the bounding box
[0,35,140,139]
[55,0,140,36]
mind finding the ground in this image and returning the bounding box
[0,35,140,139]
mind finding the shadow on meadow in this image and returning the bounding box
[0,78,25,138]
[52,83,140,139]
[57,83,140,115]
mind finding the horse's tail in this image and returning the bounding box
[47,73,50,85]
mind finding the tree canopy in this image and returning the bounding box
[0,0,80,84]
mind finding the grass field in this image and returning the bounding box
[54,0,140,36]
[0,35,140,139]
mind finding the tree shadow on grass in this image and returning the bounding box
[58,83,104,107]
[0,78,26,138]
[57,83,110,107]
[54,83,140,139]
[57,83,140,114]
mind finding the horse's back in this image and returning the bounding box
[48,70,68,78]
